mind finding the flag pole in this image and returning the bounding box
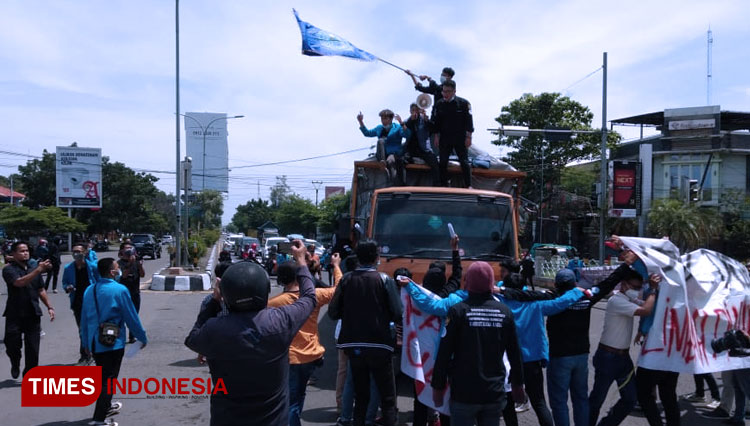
[377,57,407,73]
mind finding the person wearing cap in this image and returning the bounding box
[545,248,642,426]
[185,239,317,426]
[267,253,342,426]
[431,261,525,425]
[328,239,402,426]
[405,67,455,118]
[589,259,660,426]
[357,109,408,186]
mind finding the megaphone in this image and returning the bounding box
[416,93,432,110]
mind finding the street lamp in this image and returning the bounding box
[180,114,244,191]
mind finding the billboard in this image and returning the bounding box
[185,112,229,192]
[56,147,102,208]
[608,160,640,218]
[325,186,345,199]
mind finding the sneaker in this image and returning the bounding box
[515,399,531,413]
[701,407,730,419]
[10,365,19,379]
[40,330,46,337]
[88,420,118,426]
[336,417,353,426]
[705,399,722,409]
[106,401,122,417]
[53,289,58,293]
[682,392,707,403]
[127,336,136,344]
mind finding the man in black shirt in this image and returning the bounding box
[406,66,455,118]
[3,241,55,378]
[545,251,639,426]
[117,243,145,343]
[432,261,525,424]
[432,80,474,188]
[328,240,402,426]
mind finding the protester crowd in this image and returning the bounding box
[357,67,474,189]
[3,230,748,426]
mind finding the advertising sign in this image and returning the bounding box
[608,160,640,218]
[185,112,229,192]
[325,186,345,199]
[56,147,102,208]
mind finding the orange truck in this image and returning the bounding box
[348,160,526,282]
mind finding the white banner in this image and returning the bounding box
[185,112,229,192]
[619,237,750,373]
[55,146,102,208]
[400,287,451,415]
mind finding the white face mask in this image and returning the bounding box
[114,270,122,282]
[625,289,641,300]
[440,76,448,84]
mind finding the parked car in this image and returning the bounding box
[131,234,161,259]
[161,234,174,245]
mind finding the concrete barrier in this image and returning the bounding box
[150,273,210,291]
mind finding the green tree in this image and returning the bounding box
[719,189,750,260]
[0,174,23,195]
[231,198,274,234]
[193,190,224,230]
[647,199,722,252]
[493,92,620,203]
[560,167,598,195]
[275,195,318,236]
[316,192,350,235]
[17,150,56,208]
[270,176,291,207]
[0,206,85,237]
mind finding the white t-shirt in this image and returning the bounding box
[599,291,639,350]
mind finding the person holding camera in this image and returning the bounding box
[185,239,317,426]
[268,252,342,426]
[3,241,55,379]
[117,243,145,344]
[80,257,147,426]
[589,251,660,426]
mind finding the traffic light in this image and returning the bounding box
[688,179,700,203]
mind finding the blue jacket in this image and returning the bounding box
[80,278,147,353]
[360,123,406,155]
[406,282,583,363]
[497,289,583,363]
[62,250,99,309]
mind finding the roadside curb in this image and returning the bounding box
[150,274,210,291]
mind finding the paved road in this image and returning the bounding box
[0,263,732,425]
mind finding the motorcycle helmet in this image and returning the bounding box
[251,243,258,250]
[219,262,271,312]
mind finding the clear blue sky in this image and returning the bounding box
[1,0,748,224]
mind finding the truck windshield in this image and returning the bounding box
[372,193,515,259]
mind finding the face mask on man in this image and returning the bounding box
[625,288,641,301]
[440,76,447,84]
[73,252,84,262]
[114,269,122,282]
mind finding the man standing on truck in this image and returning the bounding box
[405,67,455,118]
[433,79,474,188]
[357,109,407,186]
[402,103,440,186]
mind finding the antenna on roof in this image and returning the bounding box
[707,26,713,105]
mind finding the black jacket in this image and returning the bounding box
[433,96,474,144]
[185,266,317,426]
[432,293,524,404]
[328,266,402,352]
[546,263,632,358]
[3,262,44,318]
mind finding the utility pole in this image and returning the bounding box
[182,157,192,264]
[174,0,182,266]
[312,180,323,206]
[599,52,608,263]
[707,27,713,105]
[539,144,545,243]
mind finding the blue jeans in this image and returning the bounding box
[449,400,505,426]
[732,369,749,422]
[588,349,637,426]
[341,361,380,424]
[289,361,319,426]
[547,354,589,426]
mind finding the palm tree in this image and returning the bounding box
[648,199,722,252]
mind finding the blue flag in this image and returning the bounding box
[293,9,377,62]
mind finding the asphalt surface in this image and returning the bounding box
[0,251,735,425]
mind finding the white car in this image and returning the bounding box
[305,239,325,257]
[263,237,289,259]
[161,235,174,244]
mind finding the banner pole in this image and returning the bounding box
[377,57,407,73]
